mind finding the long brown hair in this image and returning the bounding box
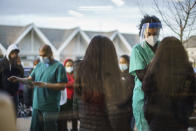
[145,36,194,97]
[75,35,122,104]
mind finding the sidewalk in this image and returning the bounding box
[17,117,73,131]
[17,117,31,131]
[17,117,196,131]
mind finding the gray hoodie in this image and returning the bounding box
[6,44,20,61]
[6,44,20,70]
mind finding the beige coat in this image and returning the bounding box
[0,93,17,131]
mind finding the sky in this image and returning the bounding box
[0,0,174,36]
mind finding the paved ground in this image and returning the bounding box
[17,117,73,131]
[17,117,196,131]
[17,117,31,131]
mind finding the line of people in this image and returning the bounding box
[0,14,195,131]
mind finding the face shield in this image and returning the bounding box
[140,22,162,45]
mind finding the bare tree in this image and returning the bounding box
[153,0,196,42]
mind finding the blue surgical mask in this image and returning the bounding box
[119,64,128,72]
[40,56,50,64]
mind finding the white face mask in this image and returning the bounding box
[145,35,158,47]
[119,64,128,72]
[66,66,73,73]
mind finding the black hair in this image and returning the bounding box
[33,58,40,66]
[139,15,161,35]
[120,55,130,64]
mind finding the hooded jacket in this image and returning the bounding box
[0,44,23,96]
[64,59,74,99]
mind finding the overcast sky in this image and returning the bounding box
[0,0,173,35]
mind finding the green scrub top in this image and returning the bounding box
[129,41,157,131]
[30,60,67,112]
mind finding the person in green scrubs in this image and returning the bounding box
[8,44,67,131]
[129,15,162,131]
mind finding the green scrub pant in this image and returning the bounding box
[30,109,59,131]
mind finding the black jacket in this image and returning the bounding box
[118,69,135,109]
[0,57,23,96]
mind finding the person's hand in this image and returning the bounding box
[33,82,47,88]
[8,76,19,82]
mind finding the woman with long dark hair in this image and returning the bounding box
[75,35,130,131]
[143,37,196,131]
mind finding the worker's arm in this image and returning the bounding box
[33,82,66,90]
[8,76,33,83]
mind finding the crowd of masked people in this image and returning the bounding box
[0,14,196,131]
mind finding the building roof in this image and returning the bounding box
[84,30,116,39]
[84,30,139,47]
[40,27,77,49]
[184,35,196,48]
[0,25,28,48]
[122,33,139,47]
[0,24,139,55]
